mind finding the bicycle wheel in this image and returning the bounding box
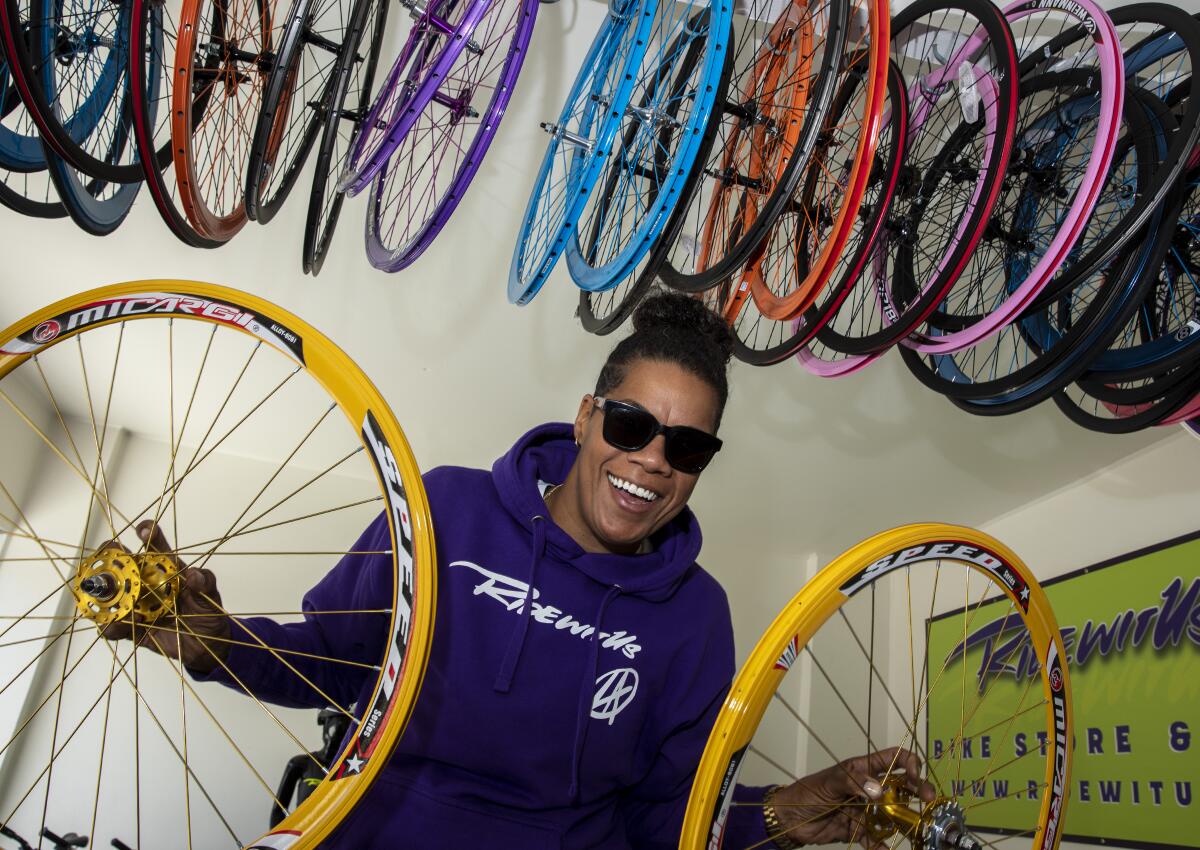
[737,0,886,322]
[507,0,655,305]
[1055,360,1200,432]
[303,0,387,275]
[339,0,494,198]
[681,524,1072,850]
[564,0,732,291]
[172,0,283,241]
[903,0,1124,355]
[799,0,1020,366]
[129,0,225,248]
[0,0,141,182]
[245,0,355,223]
[720,58,906,366]
[42,143,140,236]
[657,0,849,294]
[899,83,1172,409]
[363,0,537,271]
[0,280,434,849]
[0,41,65,218]
[0,163,65,217]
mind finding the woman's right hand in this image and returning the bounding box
[100,520,232,674]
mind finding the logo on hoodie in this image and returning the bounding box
[450,560,643,659]
[591,668,638,724]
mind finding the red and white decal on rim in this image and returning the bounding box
[31,320,61,343]
[1041,639,1069,850]
[774,636,800,671]
[1,293,306,364]
[352,410,417,767]
[839,540,1031,612]
[249,830,302,849]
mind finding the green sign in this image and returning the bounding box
[926,531,1199,850]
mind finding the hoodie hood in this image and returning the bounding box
[491,421,703,601]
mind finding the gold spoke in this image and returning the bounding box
[976,828,1037,850]
[1,642,136,830]
[134,619,379,671]
[185,445,366,575]
[804,645,877,752]
[768,690,877,799]
[931,605,1027,778]
[201,590,361,715]
[174,612,337,772]
[0,625,92,651]
[0,526,80,550]
[146,321,214,552]
[150,359,299,527]
[962,782,1049,812]
[31,355,97,516]
[748,742,799,781]
[91,634,242,846]
[836,607,934,770]
[170,549,394,557]
[96,354,296,548]
[75,332,124,536]
[177,608,390,617]
[37,607,80,841]
[88,652,118,845]
[179,495,383,551]
[0,629,104,766]
[140,626,288,815]
[0,389,133,532]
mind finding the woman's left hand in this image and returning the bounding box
[769,746,936,849]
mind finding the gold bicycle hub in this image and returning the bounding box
[863,777,981,850]
[72,547,183,626]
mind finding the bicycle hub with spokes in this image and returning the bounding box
[862,777,982,850]
[72,547,182,627]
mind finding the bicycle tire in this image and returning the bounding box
[507,0,656,305]
[339,0,493,197]
[128,0,225,248]
[245,0,353,223]
[564,0,733,291]
[363,0,538,271]
[657,0,850,294]
[0,0,140,182]
[903,0,1125,355]
[900,82,1172,408]
[171,0,282,241]
[721,58,907,366]
[302,0,388,275]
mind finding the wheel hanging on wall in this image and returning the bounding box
[303,0,389,275]
[363,0,539,272]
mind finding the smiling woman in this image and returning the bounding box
[77,289,928,849]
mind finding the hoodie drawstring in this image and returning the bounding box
[493,515,547,693]
[568,584,620,802]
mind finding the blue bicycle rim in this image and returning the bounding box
[564,0,731,292]
[507,0,657,306]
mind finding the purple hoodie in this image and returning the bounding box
[206,423,771,848]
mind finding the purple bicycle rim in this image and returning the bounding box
[341,0,494,197]
[365,0,538,270]
[794,67,1000,377]
[903,0,1125,354]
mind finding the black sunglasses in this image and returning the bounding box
[593,398,722,474]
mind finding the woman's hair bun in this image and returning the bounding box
[631,290,734,365]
